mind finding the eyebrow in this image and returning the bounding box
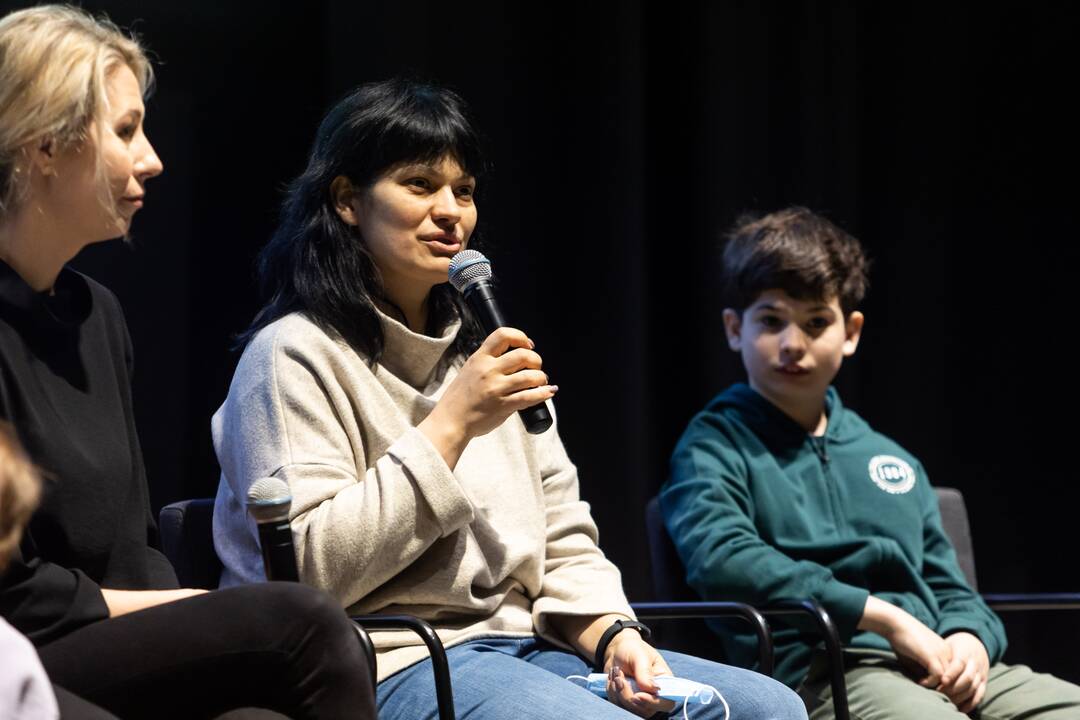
[753,302,834,313]
[117,108,143,124]
[397,163,475,181]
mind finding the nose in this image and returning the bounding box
[133,134,164,181]
[779,325,807,361]
[430,186,461,226]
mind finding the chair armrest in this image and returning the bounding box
[351,614,455,720]
[983,592,1080,611]
[350,622,377,690]
[759,599,849,720]
[630,601,775,677]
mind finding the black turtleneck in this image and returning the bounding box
[0,259,177,646]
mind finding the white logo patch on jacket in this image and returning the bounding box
[868,455,916,494]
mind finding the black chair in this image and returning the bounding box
[158,498,456,720]
[934,488,1080,612]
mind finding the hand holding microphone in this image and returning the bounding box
[418,250,556,468]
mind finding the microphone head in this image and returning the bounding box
[448,249,492,293]
[246,477,292,523]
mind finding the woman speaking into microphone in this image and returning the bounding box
[212,77,807,720]
[0,6,374,718]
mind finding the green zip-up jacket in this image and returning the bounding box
[660,383,1006,688]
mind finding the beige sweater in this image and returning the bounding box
[212,311,634,680]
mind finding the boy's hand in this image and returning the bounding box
[858,596,954,688]
[940,632,989,713]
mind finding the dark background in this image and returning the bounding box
[10,0,1077,681]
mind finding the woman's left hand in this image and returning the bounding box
[603,630,678,718]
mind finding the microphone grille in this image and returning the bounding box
[448,249,492,293]
[246,477,292,522]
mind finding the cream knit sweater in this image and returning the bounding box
[212,310,634,680]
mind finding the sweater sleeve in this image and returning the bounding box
[213,324,474,606]
[0,555,109,645]
[530,407,635,640]
[661,412,870,641]
[918,472,1007,662]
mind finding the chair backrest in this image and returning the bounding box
[934,487,978,591]
[159,498,222,590]
[645,496,697,601]
[647,486,979,600]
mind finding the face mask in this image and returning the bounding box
[567,673,729,720]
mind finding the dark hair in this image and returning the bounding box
[238,78,488,362]
[721,206,870,315]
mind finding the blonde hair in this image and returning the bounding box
[0,423,40,572]
[0,4,153,220]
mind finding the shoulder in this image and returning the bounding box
[241,313,354,368]
[838,404,921,466]
[669,390,753,479]
[674,391,747,455]
[230,312,371,398]
[835,404,931,500]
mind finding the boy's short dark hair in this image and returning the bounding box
[721,207,870,315]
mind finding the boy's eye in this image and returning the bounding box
[760,315,783,329]
[806,317,831,331]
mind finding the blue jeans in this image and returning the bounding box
[378,636,807,720]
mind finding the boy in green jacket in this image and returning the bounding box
[660,207,1080,718]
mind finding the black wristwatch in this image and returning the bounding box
[593,619,652,670]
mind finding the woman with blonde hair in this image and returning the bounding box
[0,6,374,717]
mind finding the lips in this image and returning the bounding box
[776,364,810,375]
[421,233,461,255]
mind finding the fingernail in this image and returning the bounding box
[529,338,535,349]
[548,384,559,393]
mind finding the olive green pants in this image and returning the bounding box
[800,649,1080,719]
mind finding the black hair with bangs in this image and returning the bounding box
[238,78,488,362]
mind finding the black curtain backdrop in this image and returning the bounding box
[9,0,1076,680]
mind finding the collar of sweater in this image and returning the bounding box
[0,259,92,330]
[713,382,855,447]
[377,308,462,388]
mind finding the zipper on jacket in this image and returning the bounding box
[811,434,849,535]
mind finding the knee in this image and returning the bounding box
[704,670,806,720]
[732,675,807,720]
[268,582,351,637]
[228,582,352,640]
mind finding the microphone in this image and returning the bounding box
[448,249,553,435]
[246,477,300,582]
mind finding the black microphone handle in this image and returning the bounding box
[257,518,300,582]
[464,281,553,435]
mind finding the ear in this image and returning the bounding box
[330,175,359,226]
[27,137,57,177]
[842,311,864,357]
[722,308,743,351]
